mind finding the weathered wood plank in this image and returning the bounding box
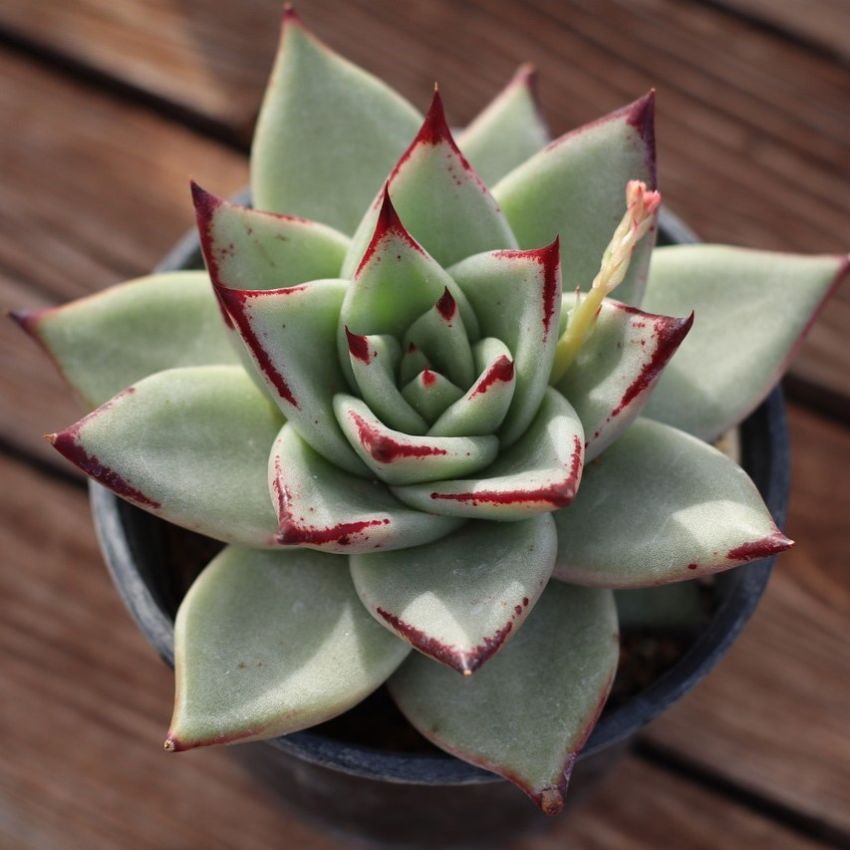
[711,0,850,60]
[644,404,850,833]
[0,49,246,466]
[0,452,828,849]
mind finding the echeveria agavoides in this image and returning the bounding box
[15,5,847,816]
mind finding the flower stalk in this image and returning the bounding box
[550,181,661,383]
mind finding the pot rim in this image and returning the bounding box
[89,205,789,786]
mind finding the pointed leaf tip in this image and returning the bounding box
[344,325,371,363]
[727,529,794,562]
[189,180,223,223]
[417,87,454,148]
[626,91,656,184]
[355,187,422,277]
[8,307,41,338]
[435,287,457,321]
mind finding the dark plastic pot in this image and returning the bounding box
[89,208,789,849]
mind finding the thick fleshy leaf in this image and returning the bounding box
[457,65,550,187]
[402,288,475,388]
[389,581,618,815]
[351,515,556,674]
[342,90,517,273]
[554,294,693,461]
[492,93,656,306]
[250,8,421,233]
[345,329,427,434]
[192,183,349,293]
[552,418,793,588]
[642,246,850,440]
[338,191,478,384]
[398,343,432,386]
[49,366,282,546]
[449,241,561,445]
[11,272,237,408]
[401,370,464,423]
[166,545,409,751]
[393,388,584,520]
[429,338,516,437]
[334,394,498,486]
[269,424,460,554]
[219,280,367,476]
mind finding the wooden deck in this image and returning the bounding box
[1,2,848,847]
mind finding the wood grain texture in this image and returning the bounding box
[645,404,850,833]
[0,0,847,407]
[0,49,246,467]
[0,453,827,850]
[712,0,850,60]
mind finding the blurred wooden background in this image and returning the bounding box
[0,1,848,848]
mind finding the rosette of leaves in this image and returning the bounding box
[13,7,847,815]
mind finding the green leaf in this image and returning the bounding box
[552,418,793,588]
[344,329,427,434]
[342,90,517,273]
[402,288,475,388]
[492,93,656,306]
[338,191,479,385]
[166,545,409,751]
[457,65,550,187]
[449,241,561,445]
[351,515,556,674]
[250,9,421,233]
[398,342,432,386]
[192,183,349,292]
[553,294,692,461]
[219,279,368,476]
[12,272,238,408]
[642,246,850,440]
[270,424,461,554]
[49,366,282,546]
[429,338,516,437]
[393,388,584,520]
[401,370,464,423]
[334,394,498,486]
[389,581,618,815]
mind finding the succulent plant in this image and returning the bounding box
[13,6,847,816]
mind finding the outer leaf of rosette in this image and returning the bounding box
[11,271,237,409]
[552,418,793,588]
[350,514,556,674]
[449,240,561,446]
[269,423,461,554]
[218,280,368,476]
[250,7,421,234]
[192,183,350,293]
[457,64,551,187]
[334,394,498,486]
[48,366,282,547]
[492,93,657,307]
[345,329,427,435]
[554,294,693,461]
[429,338,516,437]
[337,190,479,386]
[642,245,850,441]
[166,545,410,751]
[389,580,618,816]
[341,89,517,275]
[393,388,584,521]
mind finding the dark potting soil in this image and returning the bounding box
[158,523,717,756]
